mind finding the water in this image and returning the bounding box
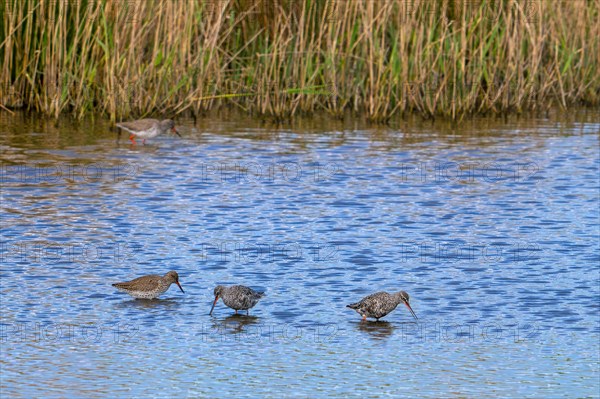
[1,111,599,398]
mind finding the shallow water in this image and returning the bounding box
[1,111,599,398]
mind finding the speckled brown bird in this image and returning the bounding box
[347,291,417,321]
[116,118,181,145]
[112,270,184,299]
[209,285,264,316]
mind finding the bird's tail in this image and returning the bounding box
[346,303,359,309]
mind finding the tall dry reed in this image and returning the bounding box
[1,0,598,122]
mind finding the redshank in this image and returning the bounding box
[112,270,185,299]
[209,285,265,316]
[116,118,181,145]
[347,291,417,321]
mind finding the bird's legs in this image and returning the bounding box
[235,310,238,315]
[129,134,136,145]
[246,310,249,316]
[361,314,367,322]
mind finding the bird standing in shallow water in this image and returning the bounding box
[347,291,417,321]
[209,285,265,316]
[116,118,181,145]
[112,270,185,299]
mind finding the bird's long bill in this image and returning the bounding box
[171,127,182,137]
[176,281,185,294]
[209,296,219,315]
[404,301,418,320]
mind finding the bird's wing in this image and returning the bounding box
[112,275,161,290]
[116,119,158,132]
[233,286,264,302]
[348,293,375,309]
[232,285,252,295]
[356,292,387,309]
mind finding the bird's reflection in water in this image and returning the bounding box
[115,297,182,311]
[208,314,262,339]
[356,320,396,340]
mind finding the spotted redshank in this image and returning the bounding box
[116,118,181,145]
[112,270,185,299]
[209,285,265,316]
[347,291,417,321]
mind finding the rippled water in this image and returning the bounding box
[1,111,599,398]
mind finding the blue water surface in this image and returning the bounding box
[1,112,599,398]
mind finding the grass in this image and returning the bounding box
[0,0,598,123]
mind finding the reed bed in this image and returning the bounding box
[1,0,598,122]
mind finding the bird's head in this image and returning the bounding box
[209,285,226,316]
[161,119,181,137]
[165,270,184,293]
[399,291,417,320]
[214,285,225,298]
